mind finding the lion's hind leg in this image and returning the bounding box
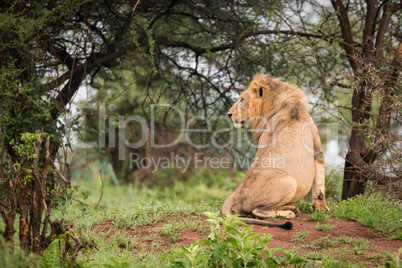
[252,208,296,220]
[251,175,298,220]
[276,205,300,214]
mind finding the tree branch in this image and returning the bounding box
[346,151,401,192]
[156,29,332,56]
[48,43,137,120]
[46,40,75,70]
[49,158,70,188]
[375,1,398,63]
[391,1,402,12]
[362,0,378,59]
[331,0,359,71]
[376,41,402,136]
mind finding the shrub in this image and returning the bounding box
[164,212,308,267]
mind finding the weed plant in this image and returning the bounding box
[165,212,308,267]
[383,248,402,268]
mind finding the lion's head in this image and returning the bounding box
[228,74,309,133]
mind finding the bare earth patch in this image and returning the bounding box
[92,213,402,266]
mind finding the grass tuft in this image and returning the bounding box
[315,223,333,231]
[292,231,309,245]
[308,210,330,222]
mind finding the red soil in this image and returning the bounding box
[92,214,402,266]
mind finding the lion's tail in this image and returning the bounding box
[234,217,293,230]
[221,192,293,230]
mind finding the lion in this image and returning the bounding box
[222,74,330,230]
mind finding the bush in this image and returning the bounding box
[164,212,308,267]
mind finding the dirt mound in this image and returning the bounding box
[92,214,402,265]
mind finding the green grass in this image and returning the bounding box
[0,237,40,268]
[302,235,338,250]
[2,160,401,267]
[351,238,370,255]
[40,167,230,267]
[366,253,384,259]
[319,248,360,267]
[292,231,309,244]
[308,209,330,222]
[315,223,333,231]
[164,212,308,267]
[337,235,353,244]
[294,199,313,214]
[302,235,371,256]
[330,195,402,239]
[159,216,209,243]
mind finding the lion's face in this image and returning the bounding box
[228,78,265,128]
[227,91,251,128]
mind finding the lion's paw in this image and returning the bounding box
[312,202,330,212]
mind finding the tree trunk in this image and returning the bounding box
[342,41,402,200]
[341,77,373,199]
[342,152,366,199]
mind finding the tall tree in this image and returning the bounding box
[329,0,401,198]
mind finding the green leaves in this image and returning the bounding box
[382,248,402,268]
[169,244,209,268]
[165,211,307,267]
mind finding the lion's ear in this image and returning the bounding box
[250,86,263,98]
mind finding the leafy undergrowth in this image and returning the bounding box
[42,198,222,267]
[69,211,401,268]
[39,177,401,267]
[330,195,402,239]
[163,212,307,267]
[3,171,401,267]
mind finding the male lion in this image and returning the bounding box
[222,74,329,230]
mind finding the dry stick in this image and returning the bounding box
[67,226,83,268]
[132,0,140,15]
[49,158,71,188]
[94,169,104,210]
[42,137,50,217]
[40,137,51,245]
[59,239,64,264]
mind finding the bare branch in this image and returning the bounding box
[346,151,401,192]
[46,41,76,70]
[49,159,70,188]
[375,1,397,63]
[376,41,402,136]
[156,29,332,56]
[362,0,378,59]
[391,2,402,12]
[46,43,135,90]
[331,0,359,71]
[67,226,83,268]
